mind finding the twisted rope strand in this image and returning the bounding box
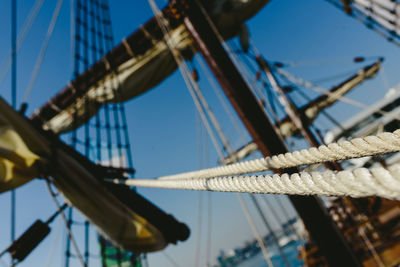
[112,163,400,199]
[157,130,400,180]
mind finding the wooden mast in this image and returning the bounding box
[176,0,361,266]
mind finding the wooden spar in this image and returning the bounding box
[177,0,362,266]
[257,57,343,171]
[30,1,271,134]
[221,58,381,164]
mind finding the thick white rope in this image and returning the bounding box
[111,163,400,199]
[155,130,400,180]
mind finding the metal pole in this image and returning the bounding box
[177,1,361,266]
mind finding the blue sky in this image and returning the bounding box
[1,0,400,267]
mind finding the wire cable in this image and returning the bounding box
[23,0,65,103]
[237,194,274,267]
[277,67,400,121]
[0,0,45,88]
[45,219,63,267]
[45,179,86,267]
[162,252,182,267]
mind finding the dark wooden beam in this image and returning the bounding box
[177,1,361,266]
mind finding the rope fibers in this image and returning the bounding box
[111,163,400,199]
[155,130,400,181]
[109,129,400,199]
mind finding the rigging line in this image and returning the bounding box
[149,4,275,260]
[69,0,75,75]
[358,227,385,267]
[195,55,248,145]
[251,195,291,267]
[45,179,87,267]
[66,0,82,263]
[109,162,400,199]
[237,194,274,267]
[205,192,212,266]
[194,192,203,267]
[380,64,390,91]
[228,41,269,107]
[273,196,301,240]
[174,22,273,267]
[278,72,345,131]
[186,38,248,145]
[189,68,231,155]
[162,252,182,267]
[278,56,381,68]
[100,0,134,170]
[260,195,292,237]
[146,0,225,160]
[187,72,225,159]
[10,0,17,249]
[310,68,365,85]
[23,0,65,103]
[276,67,400,121]
[81,0,91,262]
[264,82,281,124]
[275,196,294,224]
[238,49,285,129]
[93,0,113,165]
[0,0,45,88]
[91,0,102,164]
[233,43,285,130]
[45,218,63,267]
[148,5,274,262]
[187,40,249,148]
[152,130,400,181]
[194,111,203,267]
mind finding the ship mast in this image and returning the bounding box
[174,0,361,266]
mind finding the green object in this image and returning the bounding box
[99,236,142,267]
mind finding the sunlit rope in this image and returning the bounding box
[147,130,400,181]
[110,163,400,199]
[107,129,400,198]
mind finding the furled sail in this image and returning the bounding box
[0,96,189,252]
[31,0,270,133]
